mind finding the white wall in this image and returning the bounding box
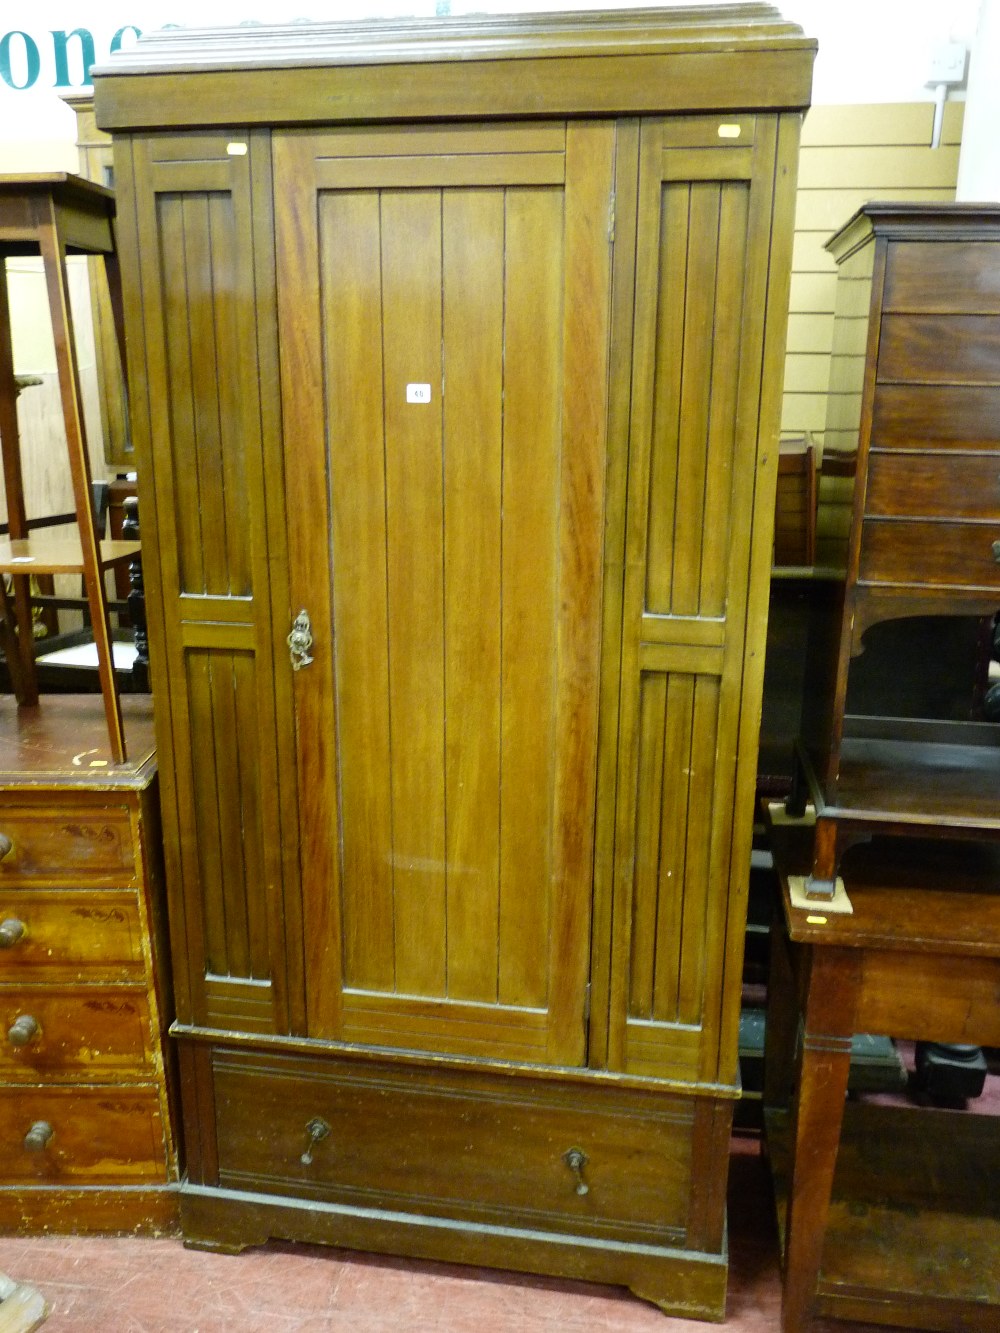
[0,0,986,163]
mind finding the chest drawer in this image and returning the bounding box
[0,806,135,883]
[0,889,144,980]
[0,1086,168,1182]
[213,1051,693,1245]
[859,518,1000,592]
[866,451,1000,522]
[0,988,154,1080]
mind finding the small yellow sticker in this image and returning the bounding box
[806,914,828,925]
[718,123,742,139]
[226,142,248,156]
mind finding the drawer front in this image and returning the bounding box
[871,384,1000,450]
[213,1051,694,1245]
[0,890,144,980]
[0,988,154,1080]
[866,451,1000,522]
[0,806,135,882]
[877,314,1000,385]
[0,1086,167,1181]
[859,519,1000,591]
[883,240,1000,314]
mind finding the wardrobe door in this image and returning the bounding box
[117,131,293,1036]
[274,122,615,1065]
[609,116,786,1083]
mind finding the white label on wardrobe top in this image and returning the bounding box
[406,383,432,404]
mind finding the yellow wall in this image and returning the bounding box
[782,99,965,442]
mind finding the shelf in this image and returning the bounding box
[766,1103,1000,1329]
[0,536,141,575]
[820,732,1000,835]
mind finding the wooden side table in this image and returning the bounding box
[0,173,138,762]
[763,813,1000,1331]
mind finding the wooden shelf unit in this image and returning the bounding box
[792,204,1000,892]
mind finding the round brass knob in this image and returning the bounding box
[0,833,12,862]
[8,1015,39,1047]
[0,918,25,948]
[23,1121,53,1152]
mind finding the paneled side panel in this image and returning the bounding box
[125,133,289,1033]
[611,118,779,1086]
[155,190,251,598]
[645,180,750,618]
[185,648,270,982]
[628,672,720,1028]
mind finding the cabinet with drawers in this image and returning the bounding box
[795,204,1000,888]
[0,697,178,1233]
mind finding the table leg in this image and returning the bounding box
[764,915,798,1112]
[782,946,860,1333]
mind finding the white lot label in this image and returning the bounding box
[406,383,432,404]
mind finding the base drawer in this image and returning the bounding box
[212,1049,695,1245]
[0,1086,168,1182]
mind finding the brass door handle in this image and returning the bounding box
[8,1015,39,1047]
[564,1147,590,1196]
[287,610,314,671]
[300,1116,331,1166]
[23,1121,53,1152]
[0,918,24,948]
[0,833,12,862]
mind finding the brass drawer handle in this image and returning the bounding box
[0,833,12,862]
[8,1015,39,1047]
[23,1121,53,1152]
[300,1116,331,1166]
[287,609,314,671]
[0,918,24,948]
[564,1147,590,1196]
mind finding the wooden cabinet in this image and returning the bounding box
[795,205,1000,890]
[93,8,813,1316]
[0,698,178,1233]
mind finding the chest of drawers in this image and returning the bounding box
[794,204,1000,891]
[0,697,177,1233]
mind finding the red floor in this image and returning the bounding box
[0,1139,891,1333]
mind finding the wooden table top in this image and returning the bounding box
[0,695,157,790]
[766,812,1000,958]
